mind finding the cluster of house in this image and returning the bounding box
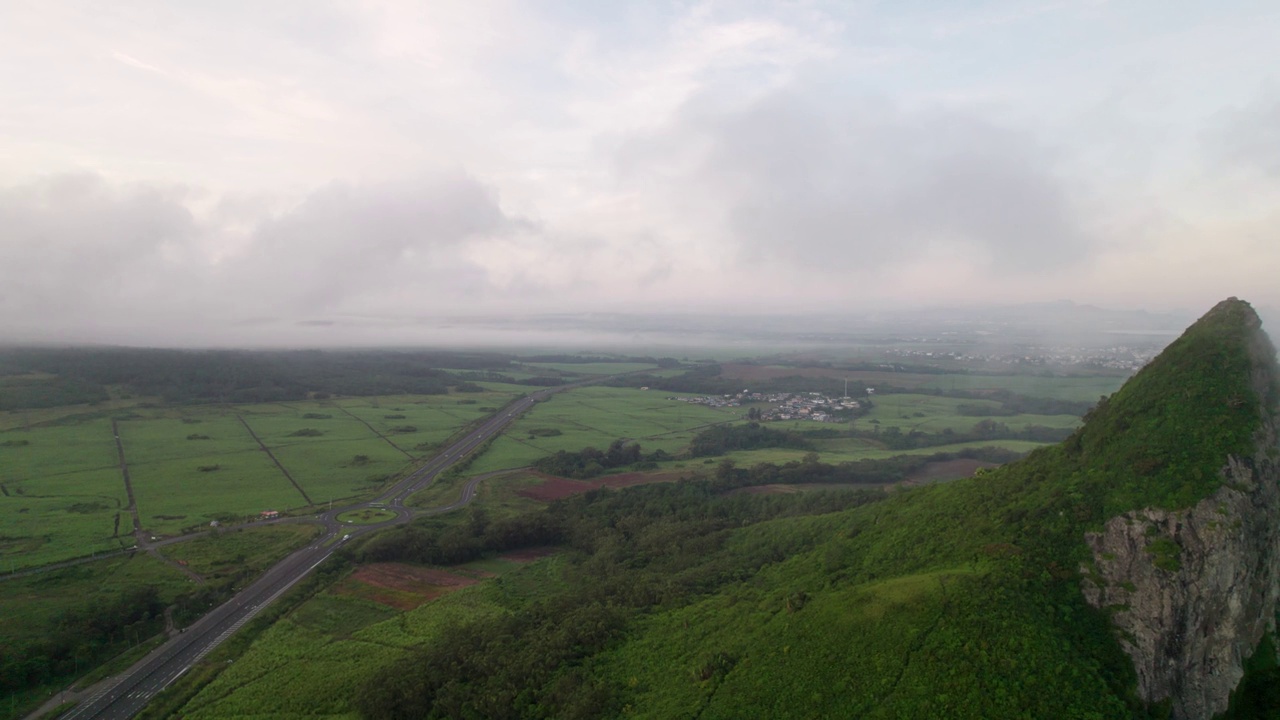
[670,391,863,423]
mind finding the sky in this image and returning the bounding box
[2,0,1279,346]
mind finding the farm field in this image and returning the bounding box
[160,524,323,582]
[330,394,482,456]
[464,387,740,474]
[0,419,131,567]
[0,387,523,570]
[119,415,304,535]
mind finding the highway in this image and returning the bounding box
[57,388,557,720]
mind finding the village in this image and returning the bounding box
[669,390,866,423]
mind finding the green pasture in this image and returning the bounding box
[0,468,133,568]
[465,387,739,474]
[160,524,322,582]
[112,414,258,464]
[233,405,414,506]
[0,420,120,484]
[331,394,489,455]
[1,420,131,568]
[0,390,523,570]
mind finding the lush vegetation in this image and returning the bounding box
[0,553,192,719]
[340,299,1274,718]
[688,422,812,457]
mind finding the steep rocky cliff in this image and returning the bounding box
[1082,301,1280,719]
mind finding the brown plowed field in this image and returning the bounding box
[333,562,480,610]
[516,471,685,502]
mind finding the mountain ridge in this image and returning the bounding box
[342,298,1280,719]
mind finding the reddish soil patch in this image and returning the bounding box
[902,459,997,486]
[333,562,480,610]
[499,546,560,563]
[595,471,685,488]
[516,471,686,502]
[517,476,597,501]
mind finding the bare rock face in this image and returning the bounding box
[1081,326,1280,720]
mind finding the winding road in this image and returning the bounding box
[55,388,557,720]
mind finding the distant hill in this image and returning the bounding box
[355,298,1279,719]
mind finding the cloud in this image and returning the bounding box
[214,173,514,314]
[618,86,1093,278]
[0,172,529,343]
[0,175,199,319]
[1207,86,1280,180]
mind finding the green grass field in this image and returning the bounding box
[160,524,323,582]
[120,415,304,535]
[465,387,740,474]
[0,388,523,569]
[0,419,131,567]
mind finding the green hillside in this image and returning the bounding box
[342,299,1277,718]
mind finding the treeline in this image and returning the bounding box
[864,419,1073,450]
[0,375,108,410]
[520,354,681,367]
[0,348,526,407]
[689,422,811,457]
[533,440,672,479]
[954,390,1095,417]
[354,480,880,719]
[0,585,165,693]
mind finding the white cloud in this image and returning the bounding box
[1,1,1279,344]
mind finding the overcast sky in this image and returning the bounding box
[3,1,1279,346]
